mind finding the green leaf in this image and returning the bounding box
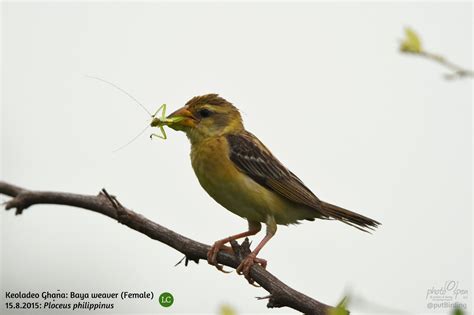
[400,27,422,53]
[218,304,237,315]
[329,296,349,315]
[452,306,465,315]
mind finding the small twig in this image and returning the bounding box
[418,51,474,80]
[0,181,339,315]
[399,27,473,80]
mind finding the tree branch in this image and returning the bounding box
[0,181,343,315]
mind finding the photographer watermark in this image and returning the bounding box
[426,280,469,311]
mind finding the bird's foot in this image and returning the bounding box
[236,253,267,285]
[207,240,234,273]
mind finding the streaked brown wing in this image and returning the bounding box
[226,132,322,211]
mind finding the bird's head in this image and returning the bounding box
[165,94,244,143]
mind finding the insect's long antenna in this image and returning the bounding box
[112,123,150,153]
[86,75,152,116]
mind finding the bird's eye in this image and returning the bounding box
[198,108,213,118]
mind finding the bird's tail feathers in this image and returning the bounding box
[320,201,380,233]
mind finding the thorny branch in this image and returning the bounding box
[0,181,345,315]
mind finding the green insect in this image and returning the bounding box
[87,75,182,150]
[149,104,185,140]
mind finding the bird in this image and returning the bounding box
[163,94,380,282]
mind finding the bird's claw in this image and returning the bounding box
[215,263,233,274]
[207,240,234,273]
[207,240,267,284]
[236,254,267,285]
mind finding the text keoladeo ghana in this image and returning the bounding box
[5,290,154,300]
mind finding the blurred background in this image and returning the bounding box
[1,2,472,314]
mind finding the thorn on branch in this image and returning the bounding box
[175,256,186,266]
[175,255,200,267]
[100,188,130,223]
[256,294,272,300]
[100,188,119,209]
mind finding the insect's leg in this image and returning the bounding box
[160,104,167,120]
[149,126,167,140]
[150,133,162,140]
[160,125,167,139]
[152,104,165,118]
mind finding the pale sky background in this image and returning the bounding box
[1,2,472,315]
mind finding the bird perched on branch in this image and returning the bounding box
[165,94,380,282]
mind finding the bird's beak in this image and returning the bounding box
[166,106,197,130]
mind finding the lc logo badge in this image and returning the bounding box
[159,292,174,307]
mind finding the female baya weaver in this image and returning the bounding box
[154,94,380,283]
